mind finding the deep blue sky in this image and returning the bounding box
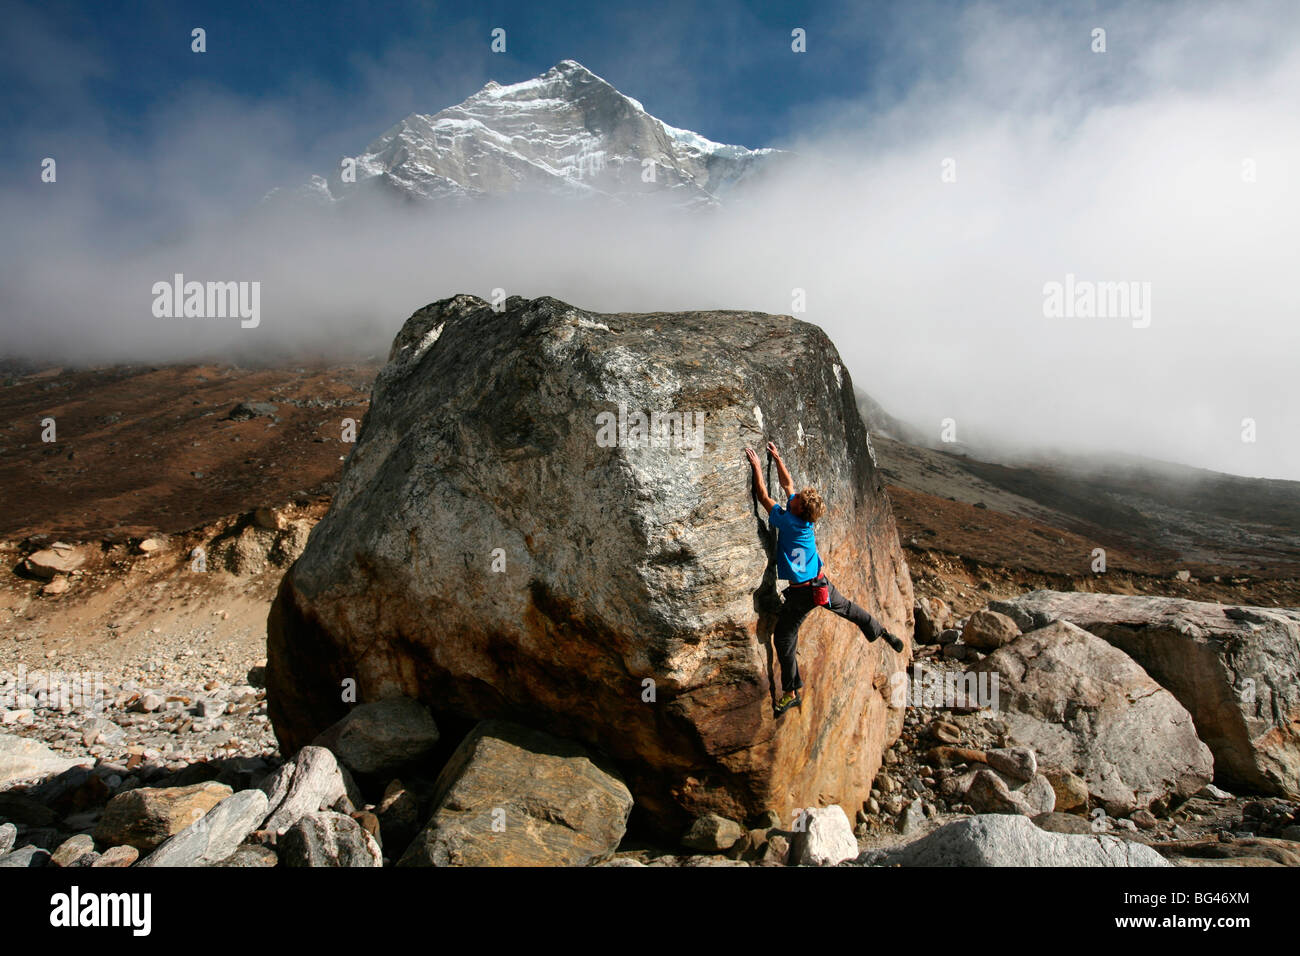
[2,0,958,161]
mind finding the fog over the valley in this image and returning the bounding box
[2,1,1297,480]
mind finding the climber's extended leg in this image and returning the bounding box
[825,582,905,653]
[773,586,817,699]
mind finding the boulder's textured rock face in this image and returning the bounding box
[969,621,1214,817]
[992,591,1300,798]
[268,294,914,834]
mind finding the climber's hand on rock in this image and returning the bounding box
[766,441,781,460]
[745,447,760,467]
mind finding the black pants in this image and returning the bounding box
[773,577,886,694]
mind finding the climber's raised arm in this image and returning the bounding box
[745,447,776,514]
[767,441,794,497]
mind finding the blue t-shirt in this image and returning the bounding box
[769,502,822,583]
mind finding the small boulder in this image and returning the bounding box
[280,811,382,867]
[1017,774,1058,816]
[986,747,1036,782]
[682,813,745,852]
[967,769,1034,816]
[762,834,791,865]
[914,597,953,643]
[898,798,925,834]
[961,609,1021,650]
[789,805,858,866]
[992,590,1300,798]
[23,545,86,579]
[91,845,139,867]
[225,401,278,421]
[928,720,962,745]
[925,745,987,768]
[311,697,439,777]
[50,834,96,867]
[82,717,126,749]
[1044,769,1090,814]
[1131,809,1158,830]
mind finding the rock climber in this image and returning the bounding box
[745,441,905,718]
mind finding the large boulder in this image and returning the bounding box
[857,814,1170,867]
[992,591,1300,797]
[267,294,914,834]
[397,720,633,867]
[965,768,1054,816]
[968,621,1213,816]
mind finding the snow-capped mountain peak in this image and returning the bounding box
[293,59,782,209]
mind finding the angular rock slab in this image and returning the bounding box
[397,720,632,867]
[858,814,1170,867]
[95,781,233,851]
[259,745,353,835]
[992,590,1300,798]
[0,733,92,787]
[268,294,914,834]
[968,621,1213,816]
[138,789,269,867]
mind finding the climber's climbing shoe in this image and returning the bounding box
[774,690,803,717]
